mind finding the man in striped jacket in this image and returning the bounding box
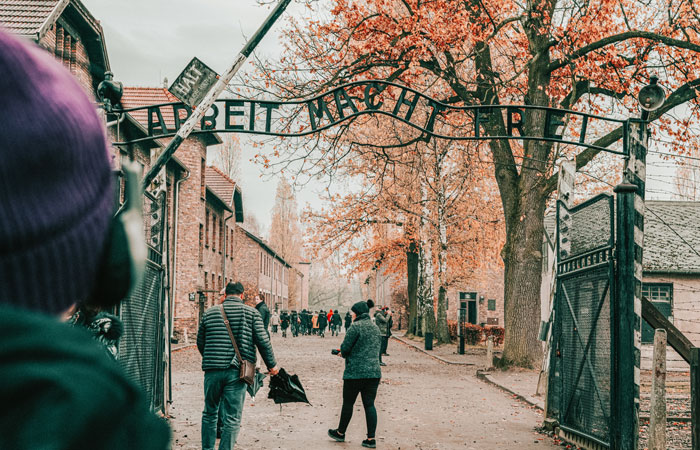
[197,282,278,450]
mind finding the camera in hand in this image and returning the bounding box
[331,349,340,355]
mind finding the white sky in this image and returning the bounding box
[83,0,325,236]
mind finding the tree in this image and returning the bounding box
[251,0,700,367]
[674,154,700,201]
[304,135,504,344]
[209,134,242,182]
[269,177,303,307]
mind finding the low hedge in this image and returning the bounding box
[447,320,505,346]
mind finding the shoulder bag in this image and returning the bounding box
[220,305,256,385]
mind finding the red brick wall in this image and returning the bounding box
[39,20,96,99]
[170,137,208,339]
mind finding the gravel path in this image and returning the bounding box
[169,333,560,449]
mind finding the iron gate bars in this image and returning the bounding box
[550,193,615,447]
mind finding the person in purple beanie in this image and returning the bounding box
[0,27,170,450]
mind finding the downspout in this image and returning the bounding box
[222,211,233,286]
[170,167,190,338]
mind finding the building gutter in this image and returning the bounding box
[222,210,234,285]
[170,167,190,338]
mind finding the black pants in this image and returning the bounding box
[338,378,380,439]
[380,336,389,358]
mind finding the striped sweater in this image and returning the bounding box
[197,296,276,371]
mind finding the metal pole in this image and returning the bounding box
[649,329,667,450]
[459,301,466,355]
[141,0,293,190]
[613,182,638,450]
[692,347,700,450]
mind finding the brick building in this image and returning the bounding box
[1,0,109,96]
[234,225,302,312]
[119,87,233,340]
[542,200,700,370]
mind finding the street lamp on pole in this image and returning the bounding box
[612,75,666,450]
[638,75,665,120]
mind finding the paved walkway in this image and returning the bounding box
[169,332,560,449]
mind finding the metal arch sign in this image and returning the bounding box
[113,80,630,156]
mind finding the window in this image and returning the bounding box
[198,224,204,264]
[212,215,217,252]
[200,158,206,198]
[260,252,263,273]
[220,220,224,254]
[218,275,222,290]
[488,299,496,311]
[642,283,673,344]
[205,210,209,248]
[54,24,77,73]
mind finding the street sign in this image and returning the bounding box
[168,57,219,108]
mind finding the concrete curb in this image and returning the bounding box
[476,370,543,411]
[172,344,196,353]
[392,335,474,366]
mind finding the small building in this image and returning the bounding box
[542,200,700,370]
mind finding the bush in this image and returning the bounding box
[463,324,484,345]
[446,321,505,346]
[483,326,505,346]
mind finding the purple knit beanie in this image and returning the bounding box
[0,28,113,315]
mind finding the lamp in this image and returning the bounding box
[638,76,665,119]
[97,71,123,113]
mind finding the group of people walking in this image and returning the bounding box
[269,308,354,338]
[196,287,395,449]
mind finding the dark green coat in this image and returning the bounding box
[374,310,389,335]
[0,305,170,450]
[340,313,381,380]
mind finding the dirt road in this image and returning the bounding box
[169,333,559,449]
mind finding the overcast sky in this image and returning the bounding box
[83,0,680,238]
[83,0,322,236]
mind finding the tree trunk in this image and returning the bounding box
[436,285,450,343]
[435,178,451,344]
[500,195,546,368]
[418,182,436,336]
[406,239,419,337]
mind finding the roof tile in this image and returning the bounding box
[0,0,60,36]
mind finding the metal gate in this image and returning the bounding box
[548,193,615,447]
[117,190,167,412]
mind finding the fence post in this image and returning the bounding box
[459,301,466,355]
[649,329,667,450]
[613,182,640,450]
[486,336,494,369]
[691,347,700,450]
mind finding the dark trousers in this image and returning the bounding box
[380,336,389,357]
[338,378,380,439]
[202,367,247,450]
